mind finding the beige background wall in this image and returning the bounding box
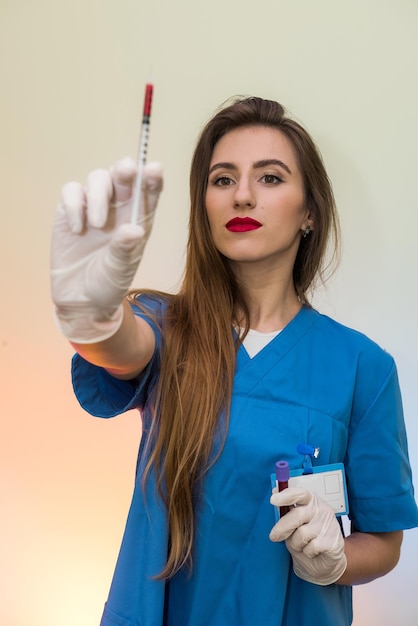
[1,1,417,624]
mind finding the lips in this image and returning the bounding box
[225,217,262,232]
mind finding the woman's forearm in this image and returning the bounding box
[336,530,403,586]
[71,299,155,379]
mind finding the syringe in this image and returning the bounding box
[131,82,154,224]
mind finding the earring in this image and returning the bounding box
[302,225,311,238]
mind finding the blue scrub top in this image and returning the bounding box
[72,295,418,626]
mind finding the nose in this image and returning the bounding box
[233,178,255,209]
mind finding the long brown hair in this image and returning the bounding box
[130,96,339,578]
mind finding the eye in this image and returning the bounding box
[211,175,235,187]
[260,173,283,185]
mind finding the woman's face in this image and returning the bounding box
[205,125,312,273]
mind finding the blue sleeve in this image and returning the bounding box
[71,294,164,419]
[346,356,418,532]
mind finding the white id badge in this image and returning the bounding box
[270,463,349,518]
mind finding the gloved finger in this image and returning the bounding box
[300,514,343,558]
[86,168,113,228]
[285,524,319,553]
[270,487,312,509]
[269,489,315,542]
[143,162,163,195]
[60,181,86,234]
[110,223,146,260]
[84,223,146,307]
[128,161,163,232]
[140,162,164,221]
[99,224,147,279]
[269,503,315,542]
[110,156,138,204]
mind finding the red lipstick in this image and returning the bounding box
[226,217,262,232]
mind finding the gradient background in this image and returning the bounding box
[1,1,417,624]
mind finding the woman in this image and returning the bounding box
[51,97,418,626]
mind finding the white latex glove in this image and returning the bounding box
[269,487,347,586]
[51,157,163,343]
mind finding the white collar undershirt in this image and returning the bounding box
[241,327,282,358]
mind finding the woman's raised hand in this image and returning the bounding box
[51,157,163,344]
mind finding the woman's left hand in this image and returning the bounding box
[270,487,347,586]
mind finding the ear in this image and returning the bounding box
[301,214,314,237]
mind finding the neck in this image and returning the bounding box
[233,261,302,332]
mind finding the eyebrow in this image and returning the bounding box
[208,158,292,176]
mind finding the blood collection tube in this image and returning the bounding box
[275,460,291,517]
